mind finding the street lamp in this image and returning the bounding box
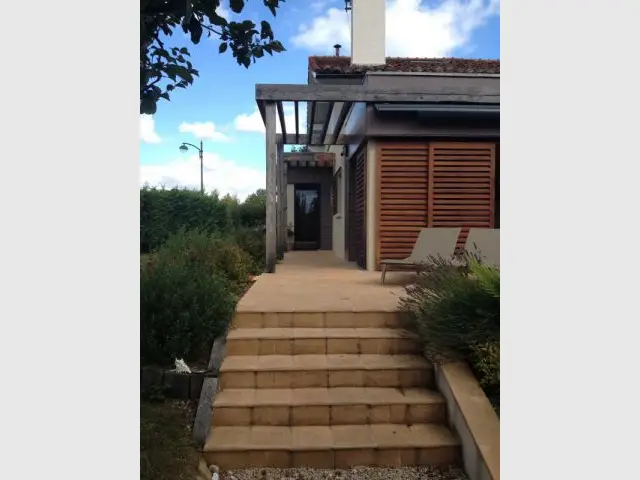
[178,140,204,195]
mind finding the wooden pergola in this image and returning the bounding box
[256,83,500,273]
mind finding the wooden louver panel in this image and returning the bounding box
[354,149,367,269]
[428,142,495,250]
[378,143,429,262]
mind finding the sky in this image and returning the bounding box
[140,0,500,200]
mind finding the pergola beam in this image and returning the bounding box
[276,101,287,138]
[330,102,352,145]
[308,100,316,146]
[319,102,335,146]
[256,84,500,103]
[276,133,360,145]
[294,101,300,144]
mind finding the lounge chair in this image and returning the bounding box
[380,227,462,284]
[465,228,500,267]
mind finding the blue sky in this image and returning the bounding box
[140,0,500,200]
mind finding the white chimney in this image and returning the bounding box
[350,0,386,65]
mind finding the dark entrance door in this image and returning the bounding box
[294,183,321,250]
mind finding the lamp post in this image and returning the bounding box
[179,140,204,195]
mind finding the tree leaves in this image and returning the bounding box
[263,0,280,16]
[141,95,157,115]
[230,0,245,14]
[140,0,287,115]
[209,12,228,27]
[189,15,203,44]
[269,40,285,52]
[260,20,274,40]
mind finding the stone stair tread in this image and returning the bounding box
[204,423,459,452]
[219,354,431,372]
[214,387,444,407]
[227,327,418,340]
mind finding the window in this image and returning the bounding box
[332,167,342,216]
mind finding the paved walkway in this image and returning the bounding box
[238,251,415,313]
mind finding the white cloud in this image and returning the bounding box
[233,110,264,133]
[140,115,161,144]
[233,103,308,134]
[311,0,331,12]
[140,153,264,201]
[178,121,231,142]
[217,4,231,19]
[291,0,500,57]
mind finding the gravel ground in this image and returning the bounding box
[217,465,468,480]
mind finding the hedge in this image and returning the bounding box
[140,187,266,254]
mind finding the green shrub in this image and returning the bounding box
[470,340,500,388]
[401,255,499,363]
[238,189,266,228]
[140,187,230,253]
[471,339,500,415]
[161,229,255,295]
[400,254,500,411]
[233,226,265,274]
[140,236,237,366]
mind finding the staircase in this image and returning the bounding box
[203,310,460,470]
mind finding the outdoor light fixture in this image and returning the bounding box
[344,0,352,11]
[178,141,205,195]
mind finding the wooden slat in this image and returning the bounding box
[355,148,367,269]
[428,142,496,251]
[378,143,429,265]
[376,140,497,266]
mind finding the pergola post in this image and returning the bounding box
[283,161,289,251]
[265,101,277,273]
[276,140,284,260]
[277,140,285,259]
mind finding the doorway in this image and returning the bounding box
[293,183,321,250]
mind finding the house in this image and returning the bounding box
[260,0,499,273]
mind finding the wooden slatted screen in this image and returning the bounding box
[428,142,496,251]
[377,143,429,264]
[354,148,367,269]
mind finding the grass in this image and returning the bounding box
[140,399,201,480]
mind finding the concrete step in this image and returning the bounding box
[212,387,446,427]
[226,327,421,355]
[232,311,409,329]
[219,354,433,390]
[203,423,460,470]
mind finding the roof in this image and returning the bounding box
[308,56,500,75]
